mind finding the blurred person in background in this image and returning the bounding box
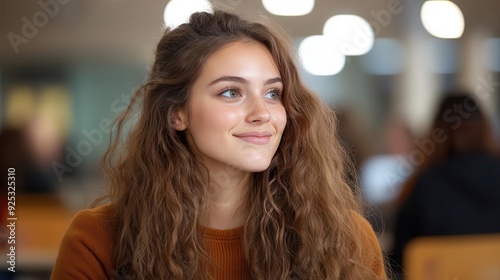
[51,10,387,280]
[391,93,500,278]
[1,84,69,194]
[0,118,62,194]
[23,114,63,193]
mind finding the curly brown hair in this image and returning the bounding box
[101,9,381,279]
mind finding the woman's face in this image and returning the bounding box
[179,41,287,175]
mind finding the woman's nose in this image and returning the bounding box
[245,97,271,124]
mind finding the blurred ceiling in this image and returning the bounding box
[0,0,499,63]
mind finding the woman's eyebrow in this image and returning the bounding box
[265,77,282,85]
[208,76,282,86]
[209,76,247,86]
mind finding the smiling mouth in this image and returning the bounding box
[234,132,272,145]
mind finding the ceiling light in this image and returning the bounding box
[163,0,212,29]
[323,15,374,56]
[421,0,464,39]
[262,0,314,16]
[298,35,346,76]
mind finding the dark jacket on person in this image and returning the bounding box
[392,152,500,276]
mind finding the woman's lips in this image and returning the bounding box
[234,131,272,145]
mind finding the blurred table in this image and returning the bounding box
[1,194,75,273]
[404,234,500,280]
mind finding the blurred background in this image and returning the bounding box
[0,0,499,279]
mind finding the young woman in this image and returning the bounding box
[52,10,387,280]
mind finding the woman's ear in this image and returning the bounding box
[172,108,188,131]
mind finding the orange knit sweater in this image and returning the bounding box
[51,205,386,279]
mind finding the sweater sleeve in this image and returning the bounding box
[51,206,115,279]
[353,212,388,279]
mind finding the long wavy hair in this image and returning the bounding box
[101,9,379,279]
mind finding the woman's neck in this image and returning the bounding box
[200,171,251,230]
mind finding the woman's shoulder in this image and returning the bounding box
[65,204,117,240]
[51,204,117,279]
[350,210,380,252]
[350,210,388,279]
[350,210,375,235]
[64,204,118,253]
[72,204,117,227]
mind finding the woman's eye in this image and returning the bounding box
[264,89,282,100]
[220,88,240,98]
